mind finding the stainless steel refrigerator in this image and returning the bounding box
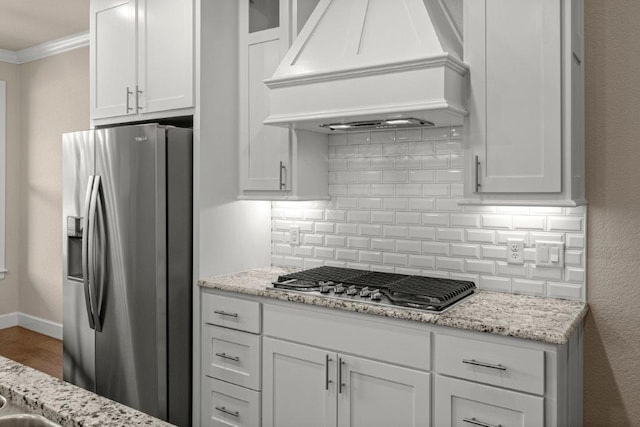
[62,124,192,426]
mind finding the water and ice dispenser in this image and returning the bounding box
[66,216,83,281]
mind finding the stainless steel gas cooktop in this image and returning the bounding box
[271,266,476,313]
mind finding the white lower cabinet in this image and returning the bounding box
[262,337,430,427]
[200,290,583,427]
[434,376,544,427]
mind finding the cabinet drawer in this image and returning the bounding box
[263,303,430,370]
[203,292,261,333]
[201,377,261,427]
[202,325,261,391]
[435,334,544,395]
[435,376,543,427]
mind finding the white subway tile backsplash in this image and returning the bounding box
[396,128,423,142]
[336,223,358,235]
[347,211,371,223]
[384,253,408,266]
[326,235,346,247]
[371,184,395,196]
[479,276,512,292]
[371,130,395,144]
[408,227,435,240]
[396,240,422,254]
[348,132,371,145]
[451,214,481,228]
[360,224,382,236]
[371,239,395,251]
[409,255,435,269]
[409,170,435,182]
[383,225,409,238]
[271,126,586,302]
[482,215,513,229]
[347,237,370,249]
[423,242,450,255]
[548,216,583,231]
[466,260,496,274]
[396,212,421,225]
[396,157,422,169]
[451,244,480,258]
[423,213,450,226]
[436,257,464,272]
[436,228,464,242]
[360,251,383,263]
[396,184,422,197]
[359,198,383,210]
[409,198,434,211]
[371,211,395,224]
[512,279,546,296]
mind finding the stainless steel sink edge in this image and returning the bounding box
[0,394,62,427]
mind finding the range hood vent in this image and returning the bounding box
[264,0,468,133]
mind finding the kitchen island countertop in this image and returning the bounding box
[199,266,589,345]
[0,356,172,427]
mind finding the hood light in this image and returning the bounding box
[320,118,434,132]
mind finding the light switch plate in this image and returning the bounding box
[535,241,565,268]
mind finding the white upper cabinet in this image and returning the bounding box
[90,0,194,121]
[239,0,328,200]
[463,0,585,206]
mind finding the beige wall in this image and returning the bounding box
[584,1,640,425]
[17,47,89,324]
[0,62,21,316]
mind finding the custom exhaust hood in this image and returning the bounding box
[264,0,468,133]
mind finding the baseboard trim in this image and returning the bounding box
[0,312,18,329]
[0,312,62,340]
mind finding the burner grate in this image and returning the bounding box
[387,277,476,302]
[341,272,408,288]
[277,266,366,283]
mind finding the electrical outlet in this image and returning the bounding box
[507,239,525,264]
[535,241,565,268]
[289,225,300,246]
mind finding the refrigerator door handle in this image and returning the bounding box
[82,176,96,330]
[94,177,107,332]
[88,176,102,332]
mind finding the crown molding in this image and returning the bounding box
[0,31,89,65]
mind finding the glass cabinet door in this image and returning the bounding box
[249,0,280,33]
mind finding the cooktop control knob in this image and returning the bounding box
[334,285,345,294]
[320,285,331,294]
[370,290,382,300]
[359,287,371,297]
[346,285,358,296]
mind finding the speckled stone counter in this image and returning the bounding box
[198,267,588,345]
[0,356,173,427]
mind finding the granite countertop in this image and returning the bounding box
[198,267,589,345]
[0,356,172,427]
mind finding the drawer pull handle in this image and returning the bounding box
[338,358,345,394]
[213,310,239,318]
[215,406,239,418]
[462,359,507,371]
[325,354,333,390]
[463,417,501,427]
[215,352,240,362]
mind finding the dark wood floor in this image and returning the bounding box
[0,326,63,379]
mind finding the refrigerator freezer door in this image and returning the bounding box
[62,130,96,392]
[94,124,167,419]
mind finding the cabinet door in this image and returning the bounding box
[435,376,544,427]
[466,0,562,193]
[240,0,291,191]
[262,337,337,427]
[138,0,194,113]
[338,355,430,427]
[90,0,136,119]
